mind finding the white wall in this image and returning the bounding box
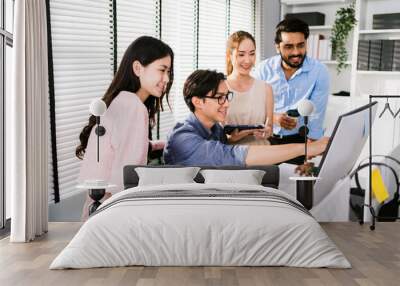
[261,0,281,59]
[48,190,86,222]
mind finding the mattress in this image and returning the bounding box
[50,183,351,269]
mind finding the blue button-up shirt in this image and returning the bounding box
[164,113,248,166]
[253,55,329,139]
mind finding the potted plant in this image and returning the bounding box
[331,1,357,73]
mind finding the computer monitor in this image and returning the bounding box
[313,101,378,206]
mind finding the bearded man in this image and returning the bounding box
[253,18,330,165]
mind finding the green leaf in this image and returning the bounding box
[330,1,356,73]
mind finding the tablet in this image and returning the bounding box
[224,124,265,135]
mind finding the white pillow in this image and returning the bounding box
[200,169,266,185]
[135,167,200,186]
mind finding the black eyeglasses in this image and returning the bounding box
[203,92,234,105]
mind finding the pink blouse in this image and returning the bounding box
[78,91,149,193]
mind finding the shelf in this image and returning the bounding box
[309,25,333,31]
[358,29,400,40]
[359,29,400,34]
[281,0,345,5]
[357,71,400,75]
[321,60,351,65]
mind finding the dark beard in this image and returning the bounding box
[280,53,306,69]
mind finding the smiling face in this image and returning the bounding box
[134,55,172,98]
[193,81,230,128]
[230,38,256,76]
[276,32,307,69]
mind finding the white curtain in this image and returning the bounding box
[9,0,49,242]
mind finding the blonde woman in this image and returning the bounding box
[225,31,274,145]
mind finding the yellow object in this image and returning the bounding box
[371,168,390,203]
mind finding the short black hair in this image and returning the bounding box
[274,18,310,44]
[183,69,226,112]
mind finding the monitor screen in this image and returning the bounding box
[313,101,378,206]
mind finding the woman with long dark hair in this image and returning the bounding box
[76,36,174,216]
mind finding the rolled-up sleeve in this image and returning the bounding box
[308,65,330,139]
[166,130,248,166]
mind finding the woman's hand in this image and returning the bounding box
[253,124,273,140]
[228,129,254,143]
[253,129,265,140]
[150,140,165,151]
[264,124,273,138]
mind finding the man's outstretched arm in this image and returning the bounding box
[245,137,328,166]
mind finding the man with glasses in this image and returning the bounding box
[253,18,330,165]
[163,69,328,166]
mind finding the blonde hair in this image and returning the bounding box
[226,31,256,75]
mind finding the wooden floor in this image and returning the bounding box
[1,222,400,286]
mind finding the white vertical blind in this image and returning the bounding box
[49,0,113,200]
[160,0,195,132]
[5,0,14,33]
[48,136,54,202]
[229,0,255,36]
[198,0,227,73]
[255,0,265,62]
[117,0,159,141]
[116,0,158,66]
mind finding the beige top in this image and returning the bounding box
[225,79,270,145]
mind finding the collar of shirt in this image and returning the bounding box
[270,55,313,80]
[186,113,224,141]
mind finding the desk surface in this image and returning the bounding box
[289,176,321,181]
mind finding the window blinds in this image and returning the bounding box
[160,0,257,137]
[160,0,196,130]
[49,0,113,200]
[198,0,227,73]
[229,0,255,36]
[116,0,158,66]
[255,0,265,62]
[116,1,159,140]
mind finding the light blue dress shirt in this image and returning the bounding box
[253,55,329,139]
[164,113,248,166]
